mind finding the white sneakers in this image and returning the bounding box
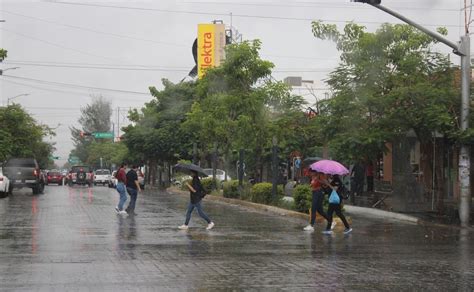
[206,222,215,230]
[115,207,127,215]
[303,221,335,231]
[178,222,215,230]
[303,225,314,231]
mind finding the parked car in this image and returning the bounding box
[172,175,191,187]
[94,169,112,186]
[203,169,231,183]
[108,170,118,188]
[3,158,45,194]
[0,166,11,197]
[46,171,63,185]
[67,165,94,187]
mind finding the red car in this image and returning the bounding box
[46,171,64,186]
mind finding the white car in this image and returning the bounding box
[94,169,112,186]
[108,170,118,188]
[203,169,231,182]
[0,167,11,197]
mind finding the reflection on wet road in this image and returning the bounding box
[0,185,473,290]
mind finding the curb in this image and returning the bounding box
[166,187,347,225]
[165,187,474,230]
[343,205,420,224]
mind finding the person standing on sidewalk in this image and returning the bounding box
[350,161,365,205]
[125,165,141,216]
[366,161,374,192]
[303,172,335,231]
[178,170,215,230]
[115,163,128,215]
[322,175,352,235]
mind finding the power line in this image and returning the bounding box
[4,60,190,69]
[0,10,189,48]
[2,61,191,72]
[182,1,461,12]
[49,1,463,28]
[2,60,333,73]
[1,79,152,104]
[1,75,152,96]
[0,27,128,64]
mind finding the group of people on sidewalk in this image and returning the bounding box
[303,172,352,234]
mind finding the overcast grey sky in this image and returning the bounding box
[0,0,467,166]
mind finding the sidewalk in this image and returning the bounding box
[166,187,422,225]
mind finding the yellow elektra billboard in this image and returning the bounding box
[198,23,226,78]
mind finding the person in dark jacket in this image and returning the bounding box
[125,165,141,216]
[178,171,215,230]
[322,175,352,234]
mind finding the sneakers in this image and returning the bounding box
[118,210,128,215]
[206,222,215,230]
[331,221,337,230]
[344,228,353,234]
[322,230,333,235]
[178,224,189,230]
[303,225,314,231]
[115,206,120,213]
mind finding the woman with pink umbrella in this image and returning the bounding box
[310,160,352,234]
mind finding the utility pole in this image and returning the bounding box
[271,137,278,202]
[117,106,120,138]
[193,142,198,164]
[353,0,471,226]
[212,142,218,191]
[238,149,244,196]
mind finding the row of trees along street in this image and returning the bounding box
[49,21,473,215]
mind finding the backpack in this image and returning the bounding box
[338,184,350,200]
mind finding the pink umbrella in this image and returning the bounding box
[309,159,349,175]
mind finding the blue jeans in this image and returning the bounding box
[116,182,127,211]
[185,201,211,225]
[126,187,138,212]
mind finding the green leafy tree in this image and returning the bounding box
[311,22,458,161]
[0,49,7,61]
[122,79,197,184]
[86,141,128,168]
[0,104,55,167]
[184,40,306,180]
[70,96,113,163]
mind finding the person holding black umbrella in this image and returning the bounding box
[178,170,215,230]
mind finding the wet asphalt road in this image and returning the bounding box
[0,185,473,291]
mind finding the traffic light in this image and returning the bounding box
[80,131,91,138]
[351,0,381,4]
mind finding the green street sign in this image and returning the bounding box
[68,158,79,164]
[93,132,114,139]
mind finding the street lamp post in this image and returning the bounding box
[353,0,471,226]
[7,93,29,105]
[0,66,20,75]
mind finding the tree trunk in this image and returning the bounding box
[436,139,445,214]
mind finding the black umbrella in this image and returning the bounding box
[303,157,324,167]
[174,163,208,177]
